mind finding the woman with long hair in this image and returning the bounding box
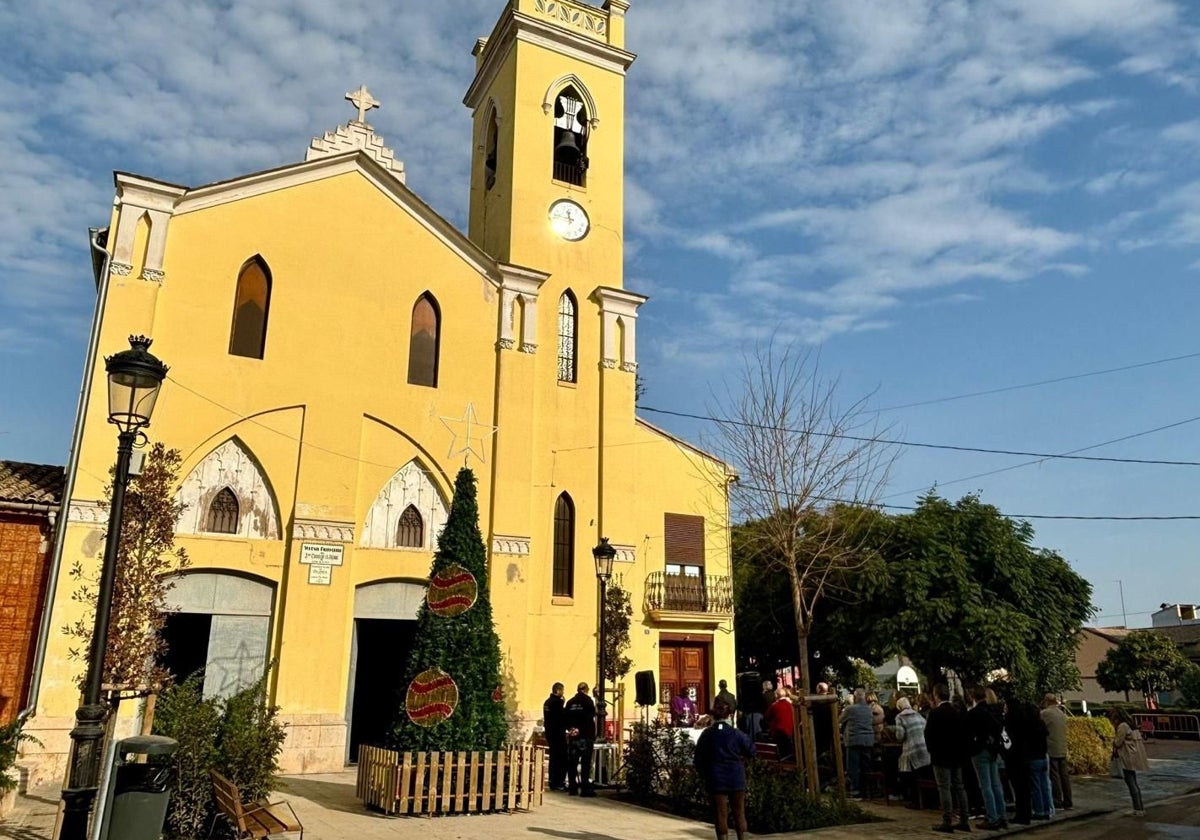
[1109,708,1150,817]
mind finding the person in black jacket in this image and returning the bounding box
[543,682,567,791]
[1004,697,1049,824]
[695,700,756,840]
[563,682,597,797]
[924,684,971,833]
[967,686,1007,829]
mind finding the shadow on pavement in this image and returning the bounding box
[277,776,391,817]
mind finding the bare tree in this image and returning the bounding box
[708,341,895,693]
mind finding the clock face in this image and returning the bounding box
[548,199,590,241]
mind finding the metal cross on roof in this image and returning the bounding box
[346,84,380,124]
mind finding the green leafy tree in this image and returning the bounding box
[1177,664,1200,708]
[603,577,634,683]
[391,468,506,751]
[818,493,1093,697]
[64,442,190,692]
[1096,630,1191,703]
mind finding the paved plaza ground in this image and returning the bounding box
[4,740,1199,839]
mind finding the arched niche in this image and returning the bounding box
[360,460,448,550]
[175,438,281,539]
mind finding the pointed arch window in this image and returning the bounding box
[552,88,589,186]
[485,108,499,191]
[204,488,240,534]
[552,493,575,598]
[408,293,441,387]
[396,504,424,548]
[229,257,271,359]
[557,291,577,383]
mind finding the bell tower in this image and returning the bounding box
[464,0,634,286]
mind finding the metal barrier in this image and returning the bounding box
[1131,712,1200,740]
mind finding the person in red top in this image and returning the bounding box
[763,687,795,760]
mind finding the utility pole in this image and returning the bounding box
[1115,580,1128,628]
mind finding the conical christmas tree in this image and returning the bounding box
[391,467,507,751]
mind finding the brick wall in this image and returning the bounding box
[0,512,52,724]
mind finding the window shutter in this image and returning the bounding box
[664,514,704,567]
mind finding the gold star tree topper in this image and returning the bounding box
[439,403,498,465]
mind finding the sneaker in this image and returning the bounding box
[932,825,956,834]
[580,789,597,798]
[955,822,972,832]
[1134,810,1145,817]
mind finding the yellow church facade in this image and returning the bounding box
[29,0,736,776]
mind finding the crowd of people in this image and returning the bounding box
[542,675,1153,838]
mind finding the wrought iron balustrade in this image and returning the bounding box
[644,571,734,616]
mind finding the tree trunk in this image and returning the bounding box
[788,568,810,692]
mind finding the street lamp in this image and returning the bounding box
[61,336,167,840]
[592,537,616,743]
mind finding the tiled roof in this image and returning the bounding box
[0,460,66,505]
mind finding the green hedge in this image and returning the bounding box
[1066,717,1114,776]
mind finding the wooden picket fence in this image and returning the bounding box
[356,745,546,815]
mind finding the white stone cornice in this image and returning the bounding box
[496,338,515,351]
[592,285,648,369]
[612,543,635,563]
[171,153,502,290]
[293,519,356,543]
[67,499,107,524]
[498,263,548,351]
[110,262,132,277]
[492,535,531,556]
[140,268,165,283]
[464,7,636,111]
[601,358,617,369]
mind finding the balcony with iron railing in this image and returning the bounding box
[643,571,734,627]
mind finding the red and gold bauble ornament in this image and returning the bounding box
[427,563,478,617]
[406,667,459,727]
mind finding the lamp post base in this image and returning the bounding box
[60,703,109,840]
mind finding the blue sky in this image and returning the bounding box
[2,0,1200,629]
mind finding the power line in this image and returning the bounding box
[736,483,1200,521]
[884,412,1200,500]
[876,350,1200,411]
[640,405,1200,468]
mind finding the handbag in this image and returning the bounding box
[1109,755,1123,778]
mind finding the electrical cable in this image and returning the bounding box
[876,350,1200,411]
[639,405,1200,468]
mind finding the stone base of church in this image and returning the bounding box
[277,713,349,774]
[19,714,143,788]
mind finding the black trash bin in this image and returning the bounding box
[101,735,178,840]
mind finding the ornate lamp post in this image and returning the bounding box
[60,336,168,840]
[592,537,616,743]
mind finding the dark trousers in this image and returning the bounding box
[1049,756,1073,807]
[568,737,594,793]
[711,790,747,840]
[547,731,567,789]
[1008,759,1032,823]
[847,745,872,793]
[933,765,969,827]
[1123,769,1143,811]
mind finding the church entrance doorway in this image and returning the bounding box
[658,636,711,718]
[347,580,426,763]
[159,571,275,699]
[348,618,416,761]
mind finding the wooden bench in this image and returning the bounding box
[211,770,304,840]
